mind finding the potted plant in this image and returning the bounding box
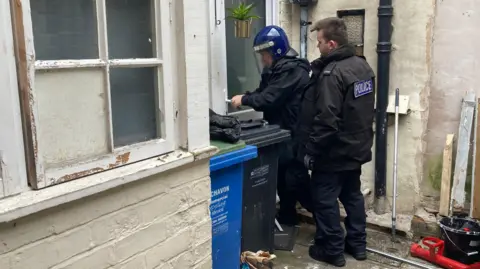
[226,2,260,38]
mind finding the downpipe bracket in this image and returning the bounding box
[300,20,312,26]
[378,5,394,17]
[376,42,392,53]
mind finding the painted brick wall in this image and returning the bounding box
[0,160,211,269]
[278,0,302,57]
[278,0,293,41]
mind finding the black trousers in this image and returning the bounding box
[277,144,312,225]
[311,169,366,256]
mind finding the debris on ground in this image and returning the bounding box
[241,250,277,269]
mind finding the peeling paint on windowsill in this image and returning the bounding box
[0,148,206,223]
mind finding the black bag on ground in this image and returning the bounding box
[209,109,241,143]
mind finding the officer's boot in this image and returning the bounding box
[308,245,346,267]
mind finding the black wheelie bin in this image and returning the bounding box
[239,120,291,253]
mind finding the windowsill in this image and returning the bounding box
[0,146,218,223]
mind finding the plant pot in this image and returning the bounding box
[234,19,252,38]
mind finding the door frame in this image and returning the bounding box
[208,0,279,117]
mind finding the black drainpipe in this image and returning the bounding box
[374,0,393,214]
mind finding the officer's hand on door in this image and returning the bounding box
[231,95,244,108]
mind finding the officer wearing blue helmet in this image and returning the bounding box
[231,25,312,226]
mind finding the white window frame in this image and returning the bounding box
[0,0,29,198]
[0,0,213,220]
[209,0,279,117]
[12,0,176,189]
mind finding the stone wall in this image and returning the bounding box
[424,0,480,209]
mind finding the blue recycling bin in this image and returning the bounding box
[209,145,258,269]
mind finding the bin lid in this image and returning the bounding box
[210,145,258,172]
[240,124,291,148]
[211,140,246,155]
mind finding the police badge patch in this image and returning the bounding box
[353,79,373,98]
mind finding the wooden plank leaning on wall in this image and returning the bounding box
[439,134,454,217]
[450,90,475,214]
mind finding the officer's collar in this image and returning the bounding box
[310,44,355,74]
[320,44,356,64]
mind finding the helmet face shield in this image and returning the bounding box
[253,42,274,69]
[253,41,275,53]
[254,52,264,70]
[254,50,273,69]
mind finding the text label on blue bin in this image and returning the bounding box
[211,185,230,236]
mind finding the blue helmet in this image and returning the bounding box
[253,25,292,61]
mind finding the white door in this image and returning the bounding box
[209,0,278,120]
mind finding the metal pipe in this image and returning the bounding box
[366,247,434,269]
[374,0,394,214]
[392,88,399,241]
[299,6,308,58]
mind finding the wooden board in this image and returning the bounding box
[471,99,480,219]
[451,91,476,213]
[439,134,454,217]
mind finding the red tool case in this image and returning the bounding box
[411,237,480,269]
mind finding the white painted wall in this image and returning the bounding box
[425,0,480,208]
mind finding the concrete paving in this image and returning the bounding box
[273,224,438,269]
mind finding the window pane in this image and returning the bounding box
[106,0,154,59]
[225,0,266,113]
[35,69,109,168]
[110,67,159,147]
[31,0,98,60]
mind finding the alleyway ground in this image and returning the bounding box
[273,224,439,269]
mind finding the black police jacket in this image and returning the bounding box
[295,44,376,172]
[241,56,311,132]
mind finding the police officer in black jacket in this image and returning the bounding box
[231,25,312,226]
[295,18,375,267]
